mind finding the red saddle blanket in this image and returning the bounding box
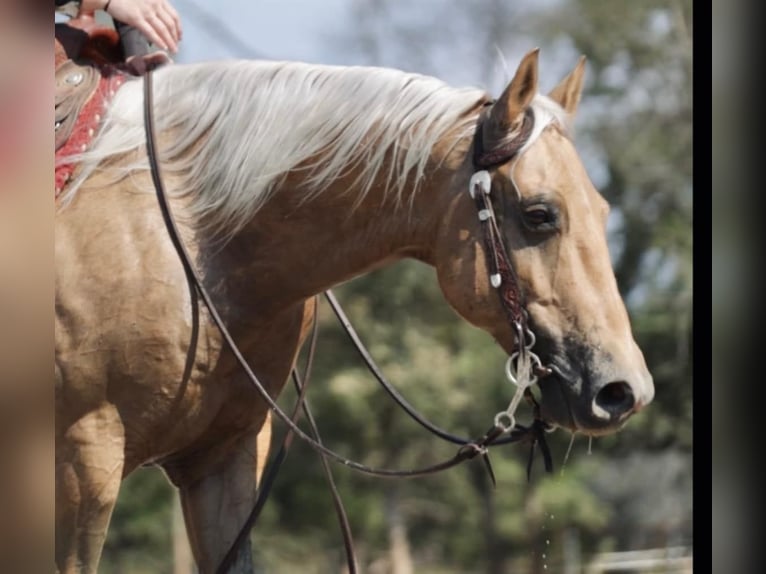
[55,21,128,198]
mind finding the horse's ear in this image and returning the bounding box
[548,56,587,117]
[484,49,539,149]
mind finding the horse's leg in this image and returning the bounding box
[166,300,316,573]
[167,419,271,574]
[55,404,125,574]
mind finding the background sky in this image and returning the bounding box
[175,0,362,64]
[172,0,570,87]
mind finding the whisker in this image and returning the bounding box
[562,431,577,471]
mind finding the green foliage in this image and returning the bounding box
[100,468,174,573]
[526,468,611,533]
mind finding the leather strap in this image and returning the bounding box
[473,108,534,169]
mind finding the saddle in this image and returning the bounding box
[55,16,128,196]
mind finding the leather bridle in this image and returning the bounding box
[142,71,553,574]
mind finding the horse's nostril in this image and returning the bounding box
[594,381,635,419]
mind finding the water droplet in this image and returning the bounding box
[546,539,551,545]
[543,565,548,570]
[542,553,547,559]
[562,432,576,470]
[550,514,555,519]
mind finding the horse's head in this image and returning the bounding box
[434,50,653,436]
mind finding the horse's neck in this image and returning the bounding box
[210,157,465,316]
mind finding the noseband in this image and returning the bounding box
[142,72,553,574]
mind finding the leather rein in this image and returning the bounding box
[142,71,553,574]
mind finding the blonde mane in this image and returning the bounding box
[62,60,567,240]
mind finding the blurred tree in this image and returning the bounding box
[100,468,174,573]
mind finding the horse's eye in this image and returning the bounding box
[523,205,557,230]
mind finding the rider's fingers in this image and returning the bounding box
[133,18,168,52]
[161,2,183,41]
[157,6,181,46]
[146,14,177,53]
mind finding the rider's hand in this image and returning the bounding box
[102,0,182,54]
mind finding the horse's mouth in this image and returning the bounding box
[535,362,632,437]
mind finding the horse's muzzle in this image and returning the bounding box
[535,361,653,436]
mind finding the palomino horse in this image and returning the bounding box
[55,50,654,573]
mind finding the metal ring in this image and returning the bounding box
[529,351,542,372]
[505,353,543,388]
[524,327,537,349]
[504,355,519,386]
[494,411,516,433]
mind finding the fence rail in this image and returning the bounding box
[586,546,693,573]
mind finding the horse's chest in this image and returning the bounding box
[55,191,305,465]
[55,199,233,457]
